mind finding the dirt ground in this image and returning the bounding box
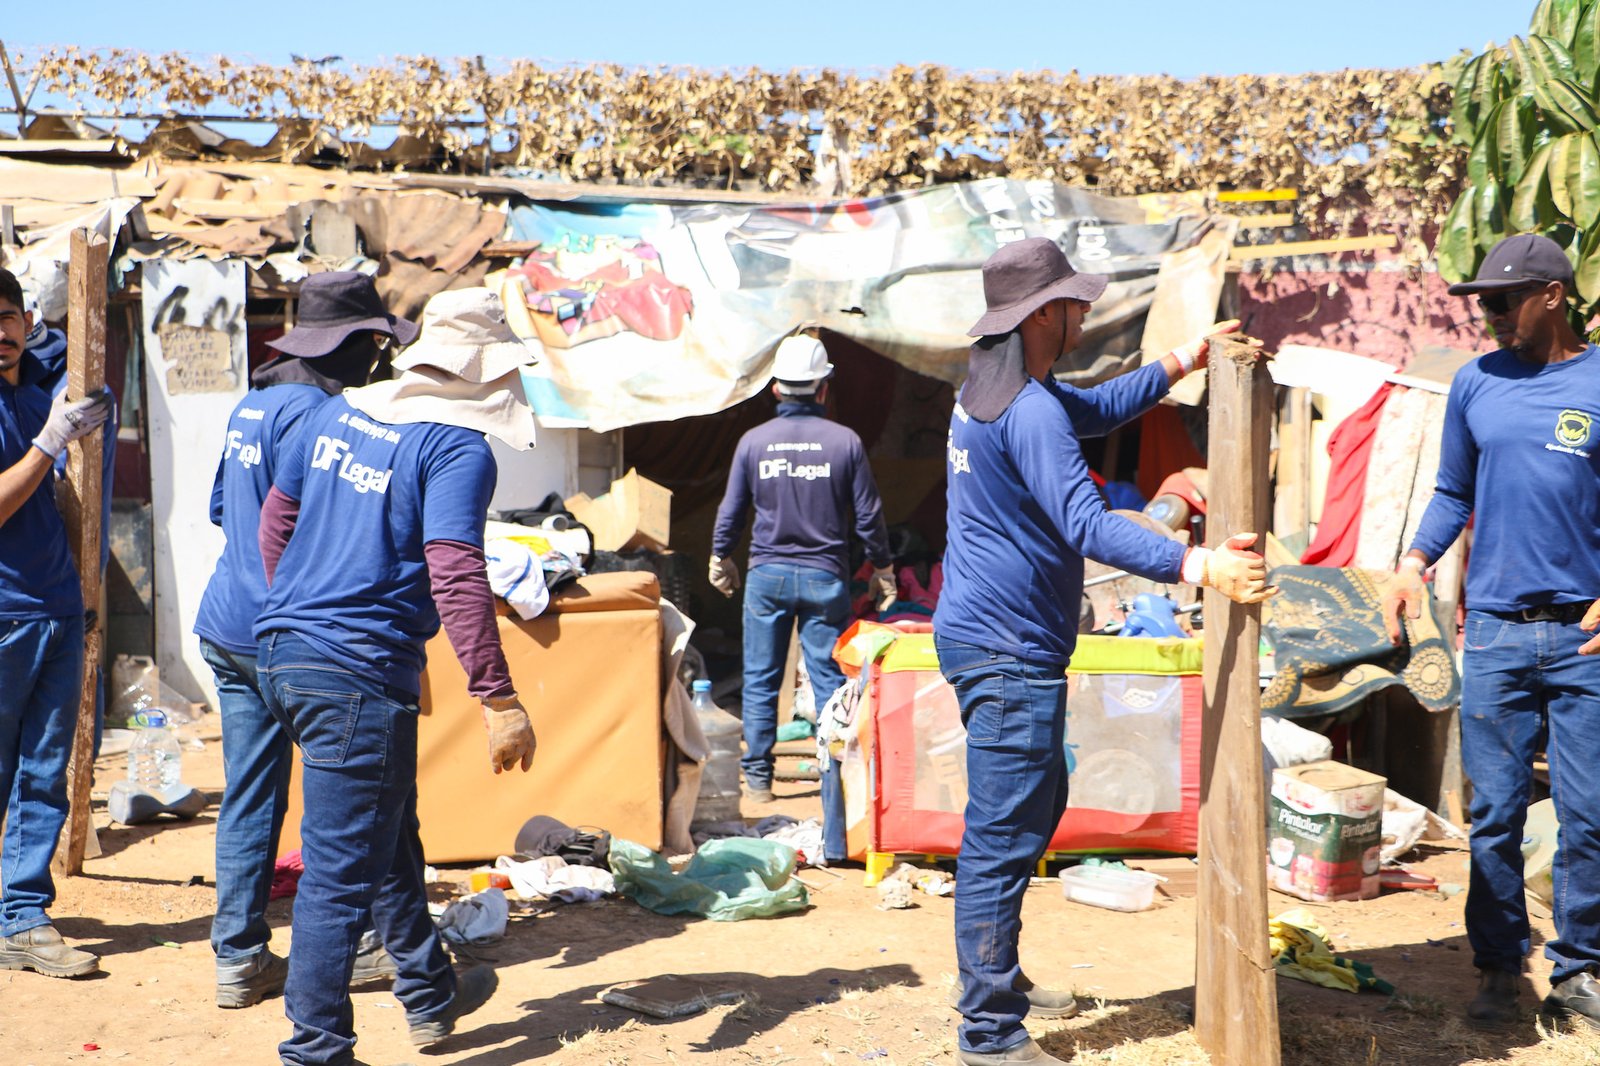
[7,722,1600,1066]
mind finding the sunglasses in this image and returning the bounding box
[1477,286,1540,315]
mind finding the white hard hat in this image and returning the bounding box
[772,335,833,385]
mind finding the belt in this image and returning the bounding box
[1484,603,1590,624]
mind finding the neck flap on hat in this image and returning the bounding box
[960,331,1031,422]
[342,366,537,451]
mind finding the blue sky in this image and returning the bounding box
[3,1,1531,77]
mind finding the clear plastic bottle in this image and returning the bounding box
[128,709,184,795]
[692,680,744,825]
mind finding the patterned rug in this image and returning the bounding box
[1261,565,1459,718]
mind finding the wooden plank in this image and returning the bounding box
[1218,188,1299,203]
[1272,387,1313,543]
[1231,212,1296,229]
[1230,234,1397,261]
[53,228,109,877]
[1196,337,1281,1066]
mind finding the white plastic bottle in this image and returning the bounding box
[692,680,744,825]
[128,709,184,795]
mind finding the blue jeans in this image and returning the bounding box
[0,614,84,937]
[1460,610,1600,983]
[935,634,1069,1054]
[259,632,457,1066]
[742,563,849,859]
[201,639,293,971]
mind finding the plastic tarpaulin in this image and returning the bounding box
[841,633,1202,860]
[609,837,808,921]
[502,180,1215,430]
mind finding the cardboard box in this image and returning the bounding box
[565,468,673,552]
[1267,760,1384,902]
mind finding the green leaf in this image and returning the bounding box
[1451,53,1487,142]
[1534,0,1583,42]
[1548,77,1600,129]
[1553,133,1580,215]
[1574,214,1600,312]
[1500,98,1530,184]
[1468,104,1502,186]
[1436,187,1478,282]
[1575,1,1600,76]
[1476,178,1507,250]
[1512,140,1557,229]
[1510,36,1541,98]
[1575,131,1600,227]
[1531,34,1581,84]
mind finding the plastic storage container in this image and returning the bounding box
[692,680,743,825]
[1059,865,1160,912]
[127,709,184,794]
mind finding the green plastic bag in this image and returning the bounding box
[609,837,809,921]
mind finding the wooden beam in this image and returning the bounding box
[1232,212,1296,230]
[1272,387,1313,543]
[1196,336,1281,1066]
[0,40,28,131]
[1218,188,1299,203]
[53,228,109,877]
[1230,234,1397,261]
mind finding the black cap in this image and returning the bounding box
[267,271,420,358]
[1447,233,1576,296]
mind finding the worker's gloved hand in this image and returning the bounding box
[1204,532,1277,605]
[1382,557,1427,646]
[32,386,113,459]
[483,696,536,774]
[708,554,741,598]
[1579,599,1600,655]
[869,566,897,613]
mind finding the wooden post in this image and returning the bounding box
[53,228,109,876]
[1196,337,1281,1066]
[1271,387,1312,550]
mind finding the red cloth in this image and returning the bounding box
[1301,383,1394,567]
[271,850,304,900]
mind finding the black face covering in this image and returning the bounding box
[252,332,381,394]
[959,330,1030,422]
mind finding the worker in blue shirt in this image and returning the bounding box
[1390,234,1600,1031]
[0,268,113,979]
[711,334,894,860]
[195,272,417,1010]
[936,238,1273,1066]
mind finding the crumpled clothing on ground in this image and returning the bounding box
[691,815,828,867]
[495,854,615,902]
[437,887,509,944]
[1270,907,1394,994]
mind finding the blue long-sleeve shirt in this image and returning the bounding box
[1050,360,1171,439]
[712,402,891,579]
[1409,344,1600,612]
[935,375,1185,665]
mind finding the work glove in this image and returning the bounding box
[708,554,741,598]
[483,696,536,774]
[869,566,897,613]
[1172,319,1265,375]
[1579,599,1600,656]
[1203,532,1277,605]
[1381,557,1427,646]
[32,386,113,459]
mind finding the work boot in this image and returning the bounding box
[351,932,397,988]
[0,924,99,978]
[957,1037,1069,1065]
[216,948,287,1008]
[949,974,1080,1019]
[407,965,498,1048]
[1544,971,1600,1031]
[743,784,775,804]
[1466,967,1521,1027]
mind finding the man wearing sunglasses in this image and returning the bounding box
[1384,232,1600,1031]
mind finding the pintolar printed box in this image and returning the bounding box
[1267,760,1384,903]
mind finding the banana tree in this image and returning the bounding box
[1438,0,1600,324]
